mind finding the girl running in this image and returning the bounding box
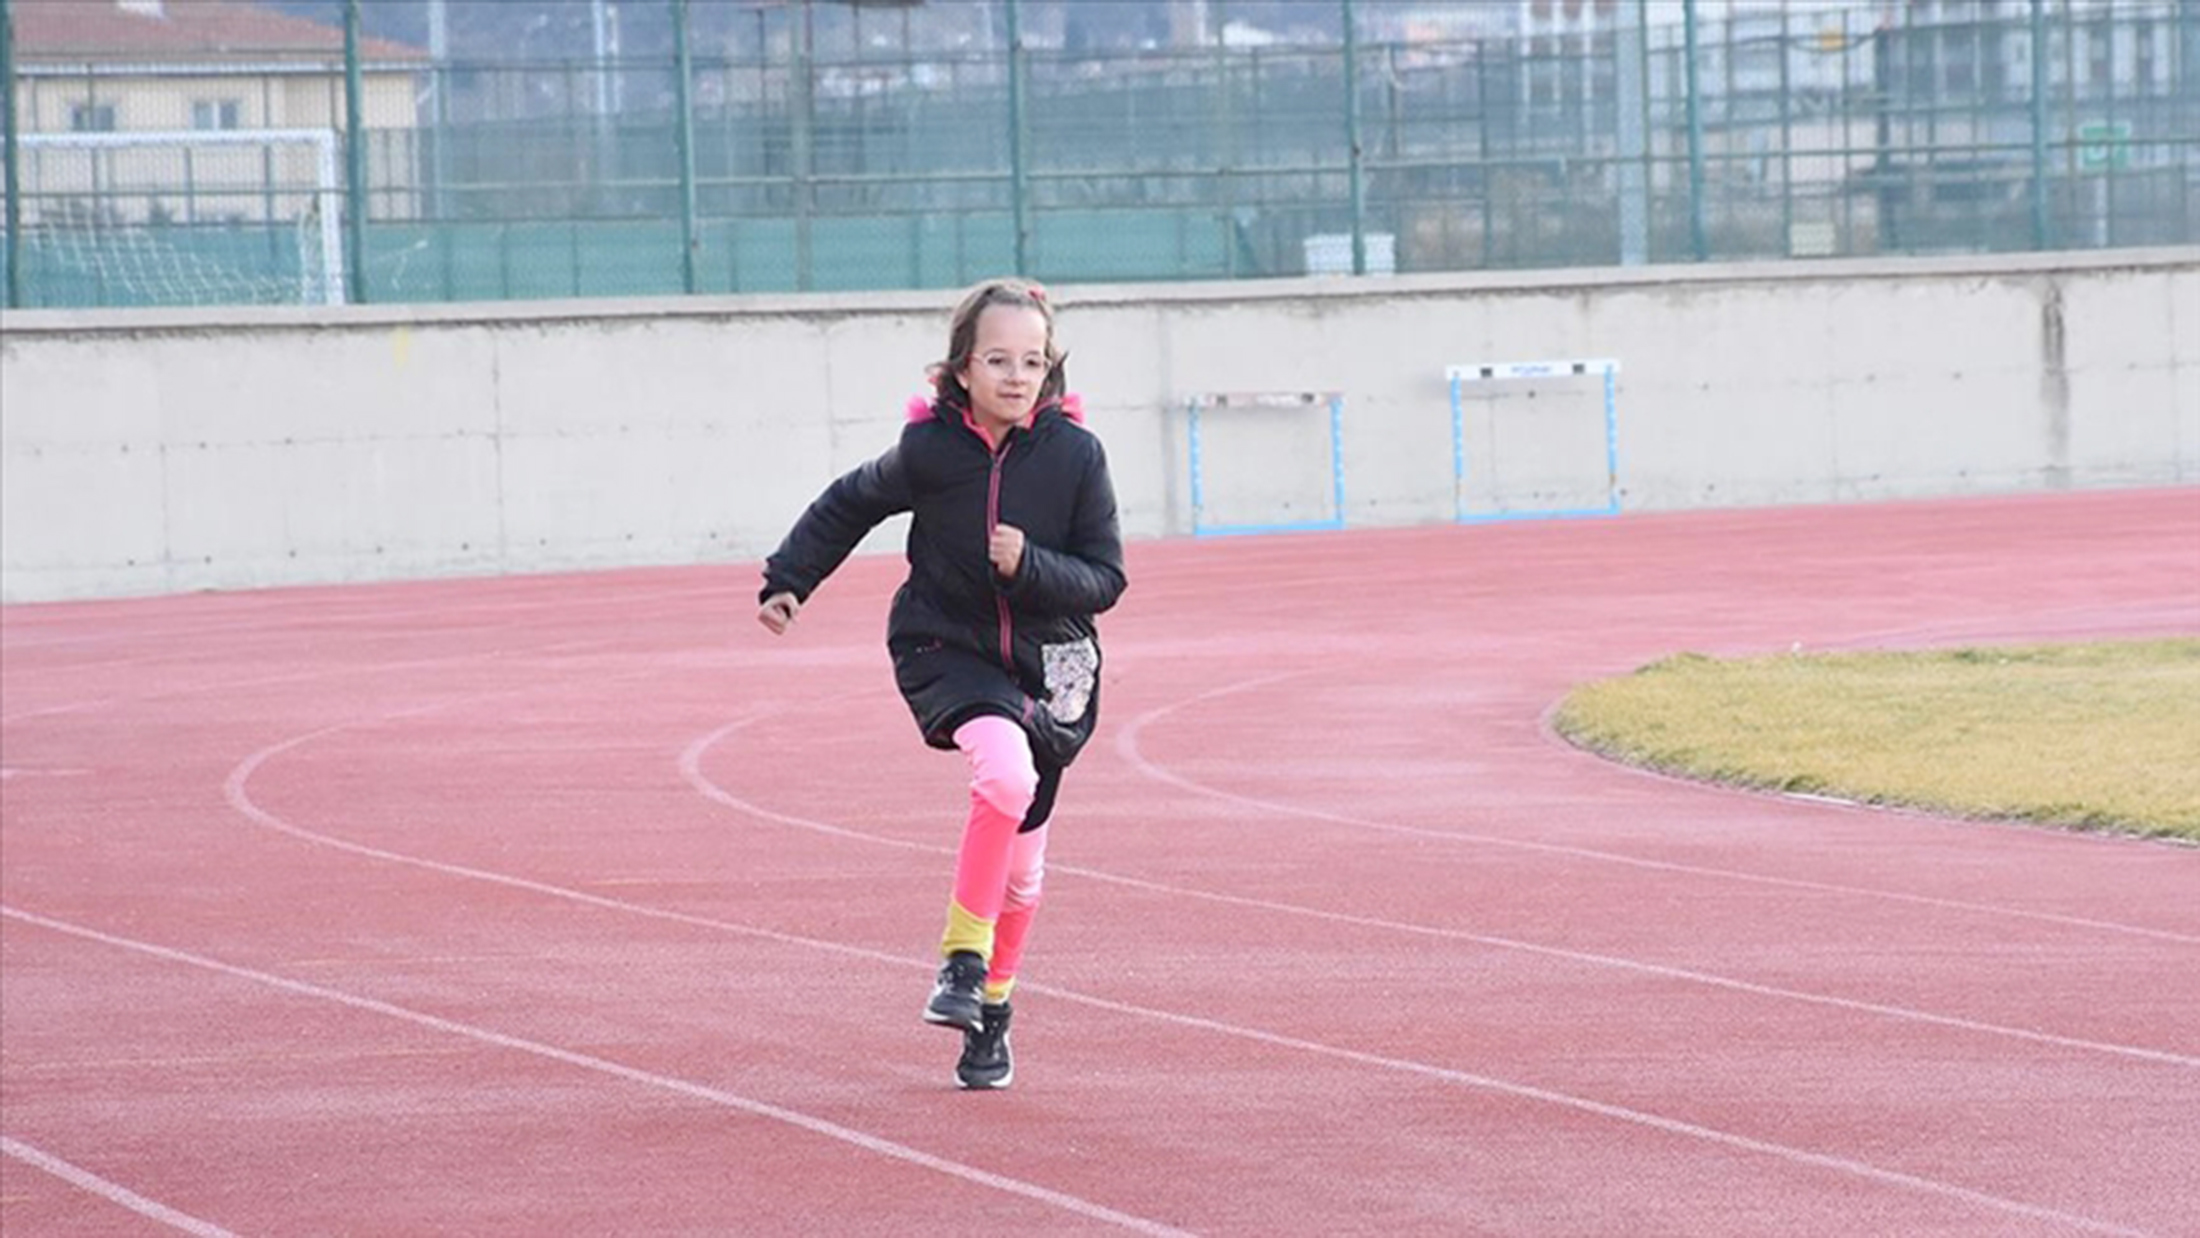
[757,278,1126,1089]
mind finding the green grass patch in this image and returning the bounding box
[1553,638,2200,841]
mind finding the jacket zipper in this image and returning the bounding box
[987,436,1016,671]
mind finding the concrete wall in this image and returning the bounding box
[4,248,2195,603]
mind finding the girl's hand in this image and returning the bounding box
[758,592,802,635]
[989,525,1026,579]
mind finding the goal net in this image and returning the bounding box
[10,129,345,307]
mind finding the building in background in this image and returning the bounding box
[9,0,425,226]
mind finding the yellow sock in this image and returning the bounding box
[940,898,994,962]
[983,977,1015,1005]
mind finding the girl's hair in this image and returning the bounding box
[930,278,1068,409]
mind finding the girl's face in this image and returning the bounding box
[958,304,1052,434]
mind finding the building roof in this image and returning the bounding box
[10,1,426,64]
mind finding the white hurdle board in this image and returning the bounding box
[1444,358,1621,523]
[1184,391,1347,536]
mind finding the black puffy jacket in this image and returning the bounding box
[760,394,1126,765]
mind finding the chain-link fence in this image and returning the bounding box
[4,0,2194,309]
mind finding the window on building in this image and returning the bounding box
[1944,33,1979,93]
[2087,20,2112,88]
[69,103,118,132]
[192,99,243,131]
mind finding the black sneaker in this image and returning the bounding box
[922,950,987,1032]
[956,1002,1013,1090]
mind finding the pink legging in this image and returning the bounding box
[944,715,1050,999]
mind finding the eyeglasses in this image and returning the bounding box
[976,353,1051,379]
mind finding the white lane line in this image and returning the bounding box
[230,735,2154,1238]
[1067,864,2200,1067]
[0,576,761,726]
[215,703,2159,1235]
[0,579,735,655]
[0,1134,242,1238]
[216,708,1194,1231]
[203,652,2170,1234]
[684,711,2200,1069]
[0,908,1193,1238]
[678,717,942,856]
[0,637,612,726]
[1045,988,2154,1238]
[1115,672,2200,946]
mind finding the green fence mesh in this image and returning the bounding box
[5,0,2194,309]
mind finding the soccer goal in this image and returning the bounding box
[1445,358,1621,522]
[1184,390,1347,537]
[13,129,345,307]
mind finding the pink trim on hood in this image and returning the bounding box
[907,392,1085,426]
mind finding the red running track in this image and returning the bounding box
[3,487,2197,1236]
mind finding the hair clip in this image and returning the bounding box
[1028,284,1048,305]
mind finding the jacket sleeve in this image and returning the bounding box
[1003,438,1127,617]
[759,446,911,604]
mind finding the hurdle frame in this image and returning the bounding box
[1186,390,1348,537]
[1445,358,1622,523]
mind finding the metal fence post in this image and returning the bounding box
[343,0,368,304]
[2101,5,2118,248]
[1475,45,1492,268]
[2182,0,2197,249]
[1682,0,1707,261]
[673,0,698,293]
[1342,0,1366,275]
[427,0,452,296]
[794,0,814,291]
[1213,0,1238,277]
[591,0,614,216]
[1872,13,1897,252]
[426,0,446,220]
[1614,0,1647,265]
[2029,0,2050,249]
[1006,0,1029,276]
[2,0,21,309]
[1778,2,1792,254]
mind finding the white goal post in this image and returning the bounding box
[13,128,345,306]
